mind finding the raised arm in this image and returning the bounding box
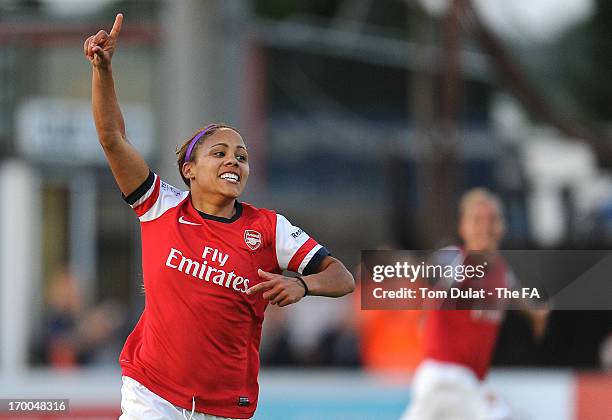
[84,13,149,196]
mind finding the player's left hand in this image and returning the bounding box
[83,13,123,69]
[246,269,307,306]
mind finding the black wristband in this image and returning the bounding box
[295,276,309,297]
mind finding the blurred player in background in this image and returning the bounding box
[84,14,354,420]
[401,188,547,420]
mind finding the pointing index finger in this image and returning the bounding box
[246,280,275,295]
[109,13,123,38]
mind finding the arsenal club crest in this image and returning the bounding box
[244,230,262,251]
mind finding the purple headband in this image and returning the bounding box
[185,124,218,162]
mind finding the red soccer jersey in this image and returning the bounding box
[118,172,329,418]
[423,247,510,380]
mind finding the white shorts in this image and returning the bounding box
[119,376,251,420]
[400,360,512,420]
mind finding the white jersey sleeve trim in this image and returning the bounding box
[130,174,158,208]
[297,243,323,274]
[275,214,312,271]
[139,180,188,222]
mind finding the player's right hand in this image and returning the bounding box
[83,13,123,69]
[246,269,307,307]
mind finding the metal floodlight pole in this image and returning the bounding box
[419,0,464,247]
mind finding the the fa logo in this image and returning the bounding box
[244,230,262,251]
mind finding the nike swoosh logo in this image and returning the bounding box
[179,216,202,226]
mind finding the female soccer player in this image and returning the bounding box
[84,14,355,420]
[400,188,548,420]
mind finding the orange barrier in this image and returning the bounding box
[576,373,612,420]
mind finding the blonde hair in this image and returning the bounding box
[458,187,504,219]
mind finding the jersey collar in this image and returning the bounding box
[195,200,243,224]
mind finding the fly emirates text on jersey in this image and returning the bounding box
[165,246,251,293]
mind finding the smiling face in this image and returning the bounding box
[181,127,249,201]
